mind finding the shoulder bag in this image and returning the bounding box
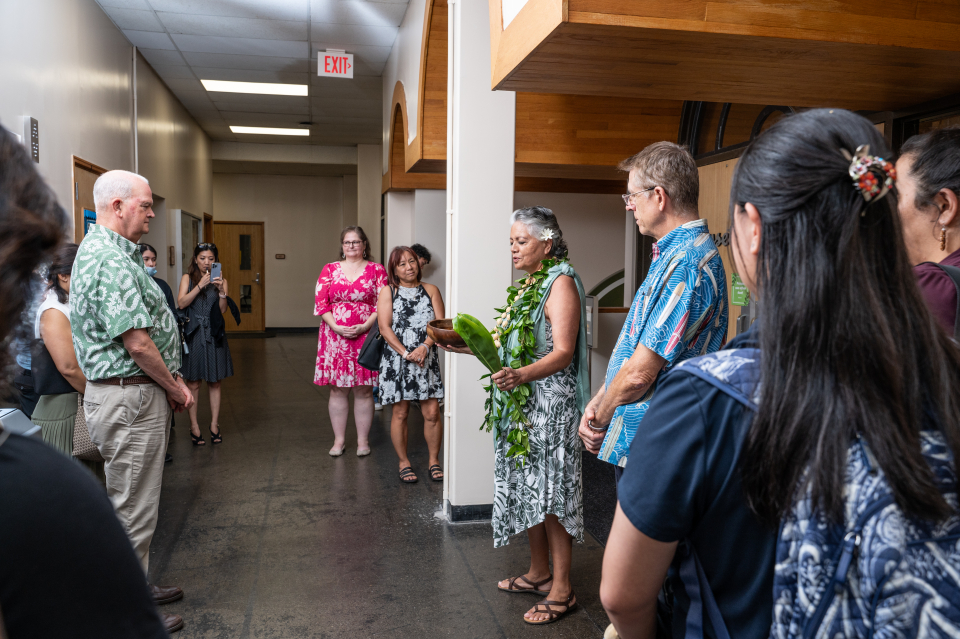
[357,286,395,371]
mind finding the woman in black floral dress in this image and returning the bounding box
[377,246,445,484]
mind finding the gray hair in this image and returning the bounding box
[618,141,699,215]
[93,170,149,212]
[509,206,568,258]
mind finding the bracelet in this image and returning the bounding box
[219,293,226,298]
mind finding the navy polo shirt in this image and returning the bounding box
[617,325,775,639]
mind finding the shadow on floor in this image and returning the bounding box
[151,335,610,638]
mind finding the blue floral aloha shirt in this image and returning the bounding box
[598,219,728,467]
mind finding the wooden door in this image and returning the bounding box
[697,159,741,343]
[214,222,265,332]
[72,157,108,243]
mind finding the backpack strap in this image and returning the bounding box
[922,262,960,339]
[671,347,761,639]
[678,542,732,639]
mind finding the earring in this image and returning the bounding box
[941,226,947,252]
[363,250,367,258]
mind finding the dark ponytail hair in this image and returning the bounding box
[733,108,960,525]
[46,243,78,304]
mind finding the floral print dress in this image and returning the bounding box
[492,321,584,548]
[377,285,444,405]
[313,261,387,387]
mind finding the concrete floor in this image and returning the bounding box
[150,334,610,638]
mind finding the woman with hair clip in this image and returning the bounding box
[178,242,234,446]
[602,110,960,639]
[444,206,589,626]
[314,226,387,457]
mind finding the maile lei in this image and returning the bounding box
[481,252,568,463]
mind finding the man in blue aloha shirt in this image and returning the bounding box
[579,142,728,478]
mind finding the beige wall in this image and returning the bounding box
[136,52,212,219]
[357,144,382,261]
[213,174,345,328]
[0,0,134,225]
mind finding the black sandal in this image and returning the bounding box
[498,574,553,595]
[399,467,418,483]
[524,592,577,625]
[191,432,205,446]
[210,427,222,445]
[428,465,444,482]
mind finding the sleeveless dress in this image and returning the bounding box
[181,281,234,382]
[377,285,443,405]
[491,264,589,549]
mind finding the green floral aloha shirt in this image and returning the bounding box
[71,224,181,380]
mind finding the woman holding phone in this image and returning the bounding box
[178,242,234,446]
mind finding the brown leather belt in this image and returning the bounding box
[93,376,157,387]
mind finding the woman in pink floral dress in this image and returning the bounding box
[314,226,388,457]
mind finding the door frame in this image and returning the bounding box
[214,220,266,332]
[72,156,108,243]
[203,213,213,243]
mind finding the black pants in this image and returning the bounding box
[12,369,39,419]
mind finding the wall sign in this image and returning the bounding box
[318,50,353,79]
[731,273,750,306]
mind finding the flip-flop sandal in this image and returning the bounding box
[428,464,444,482]
[399,466,418,483]
[498,574,553,595]
[524,592,577,625]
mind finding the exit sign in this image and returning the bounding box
[318,50,353,79]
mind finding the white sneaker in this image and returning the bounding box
[374,403,383,411]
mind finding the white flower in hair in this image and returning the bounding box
[539,228,554,242]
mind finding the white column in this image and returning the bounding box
[444,0,516,517]
[384,191,414,250]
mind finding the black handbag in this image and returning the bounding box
[30,339,75,395]
[357,286,395,371]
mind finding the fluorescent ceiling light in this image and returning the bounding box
[230,126,309,136]
[201,79,308,96]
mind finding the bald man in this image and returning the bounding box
[71,170,193,633]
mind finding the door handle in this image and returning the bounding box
[255,272,260,284]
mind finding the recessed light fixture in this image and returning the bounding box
[230,126,309,136]
[201,79,308,96]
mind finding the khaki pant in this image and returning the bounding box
[84,381,171,575]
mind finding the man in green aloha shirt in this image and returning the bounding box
[71,170,193,634]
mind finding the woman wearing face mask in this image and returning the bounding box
[139,244,177,318]
[178,243,233,446]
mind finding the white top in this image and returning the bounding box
[34,288,70,339]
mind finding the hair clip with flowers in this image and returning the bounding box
[840,144,896,209]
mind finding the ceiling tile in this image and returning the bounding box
[311,1,408,28]
[97,0,152,10]
[137,48,187,66]
[102,7,165,31]
[310,23,398,47]
[148,64,196,79]
[147,0,309,21]
[123,30,177,49]
[172,34,308,58]
[157,13,308,41]
[181,52,310,72]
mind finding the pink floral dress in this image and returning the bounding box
[313,261,388,387]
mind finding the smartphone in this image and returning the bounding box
[210,262,222,281]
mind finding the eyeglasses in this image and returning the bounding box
[622,186,657,205]
[342,240,364,246]
[197,243,216,250]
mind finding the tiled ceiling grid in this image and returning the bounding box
[95,0,408,146]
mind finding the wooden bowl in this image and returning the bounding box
[427,319,468,350]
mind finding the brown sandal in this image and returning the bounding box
[497,574,553,595]
[524,592,577,625]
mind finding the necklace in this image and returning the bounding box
[483,257,565,463]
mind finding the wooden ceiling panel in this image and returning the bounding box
[490,0,960,111]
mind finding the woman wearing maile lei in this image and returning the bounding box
[445,206,589,625]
